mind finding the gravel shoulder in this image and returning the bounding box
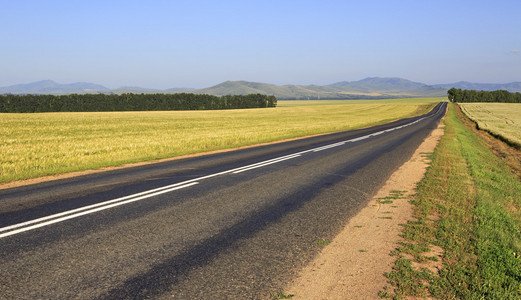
[285,120,445,299]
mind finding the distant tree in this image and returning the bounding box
[0,93,277,113]
[447,88,521,103]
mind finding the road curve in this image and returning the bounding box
[0,102,446,299]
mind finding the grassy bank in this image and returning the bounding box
[0,98,440,184]
[382,103,521,298]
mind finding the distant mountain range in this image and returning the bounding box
[2,78,520,99]
[1,80,111,95]
[432,81,521,92]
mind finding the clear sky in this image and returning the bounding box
[1,0,520,89]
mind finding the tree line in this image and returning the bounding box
[0,93,277,113]
[447,88,521,103]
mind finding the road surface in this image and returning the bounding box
[0,102,446,299]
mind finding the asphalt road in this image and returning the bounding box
[0,102,446,299]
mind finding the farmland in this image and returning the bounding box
[0,98,442,184]
[459,103,521,149]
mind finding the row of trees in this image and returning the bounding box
[447,88,521,103]
[0,93,277,113]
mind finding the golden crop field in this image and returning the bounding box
[0,98,442,184]
[459,103,521,149]
[277,97,444,107]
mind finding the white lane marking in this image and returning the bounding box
[229,153,303,174]
[0,181,198,233]
[312,142,346,152]
[348,135,369,142]
[0,182,199,239]
[370,131,385,137]
[0,104,444,239]
[233,154,301,174]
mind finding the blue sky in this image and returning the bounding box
[1,0,520,89]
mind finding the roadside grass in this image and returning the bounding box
[459,103,521,150]
[316,239,332,246]
[270,291,295,299]
[0,98,438,184]
[382,103,521,299]
[377,190,407,205]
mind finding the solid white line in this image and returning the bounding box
[229,153,304,174]
[0,181,197,233]
[233,155,301,174]
[0,182,199,239]
[348,136,370,142]
[312,142,346,152]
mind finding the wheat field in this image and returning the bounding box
[459,103,521,149]
[0,98,442,183]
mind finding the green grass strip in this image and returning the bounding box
[383,103,521,299]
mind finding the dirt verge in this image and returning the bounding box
[285,121,445,299]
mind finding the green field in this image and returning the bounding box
[0,98,442,184]
[459,103,521,149]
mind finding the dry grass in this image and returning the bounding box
[459,103,521,149]
[0,98,441,183]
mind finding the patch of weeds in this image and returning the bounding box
[379,216,393,220]
[378,286,393,298]
[316,239,331,246]
[378,199,394,204]
[390,190,407,197]
[395,242,431,263]
[420,151,434,160]
[399,223,435,244]
[270,291,294,299]
[359,249,368,253]
[396,241,431,256]
[385,257,435,298]
[378,190,407,205]
[354,225,364,228]
[426,256,439,262]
